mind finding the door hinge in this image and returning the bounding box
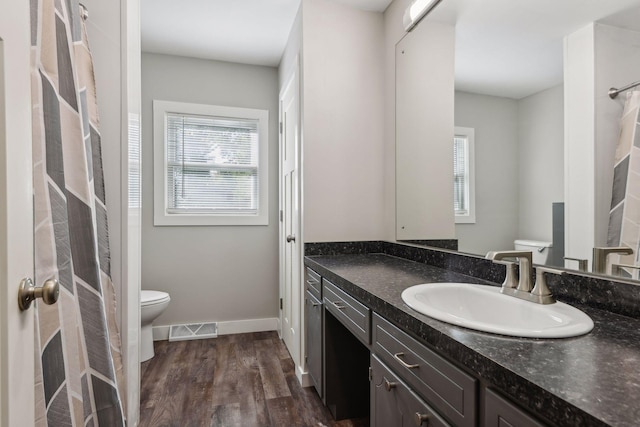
[305,355,308,363]
[279,121,283,134]
[280,209,283,222]
[368,366,373,381]
[280,298,283,310]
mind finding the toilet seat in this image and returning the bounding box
[141,290,170,306]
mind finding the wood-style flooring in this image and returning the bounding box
[140,331,368,427]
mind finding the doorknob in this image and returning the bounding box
[18,278,60,311]
[286,235,296,243]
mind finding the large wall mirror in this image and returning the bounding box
[397,0,640,280]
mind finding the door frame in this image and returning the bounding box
[278,56,306,384]
[0,0,36,424]
[120,0,142,423]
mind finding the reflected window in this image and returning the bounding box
[453,126,476,224]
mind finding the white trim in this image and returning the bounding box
[121,0,142,424]
[152,317,279,341]
[454,126,476,224]
[153,99,269,226]
[296,365,312,388]
[152,325,170,341]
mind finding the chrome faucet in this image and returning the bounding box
[486,251,533,293]
[592,247,633,274]
[611,263,640,277]
[486,251,561,304]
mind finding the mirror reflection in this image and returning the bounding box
[397,0,640,280]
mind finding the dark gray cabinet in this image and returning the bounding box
[485,388,545,427]
[371,354,450,427]
[304,265,548,427]
[323,280,371,345]
[304,268,323,398]
[323,278,371,420]
[372,314,477,427]
[305,290,323,397]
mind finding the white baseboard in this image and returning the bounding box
[218,317,279,335]
[297,365,312,388]
[152,325,170,341]
[152,317,279,341]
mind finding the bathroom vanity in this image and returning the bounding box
[304,241,640,427]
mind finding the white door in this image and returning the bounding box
[0,1,36,426]
[279,62,301,364]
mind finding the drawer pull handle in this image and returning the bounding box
[415,412,429,426]
[384,379,397,391]
[306,280,318,286]
[331,300,347,310]
[305,298,320,308]
[393,352,419,369]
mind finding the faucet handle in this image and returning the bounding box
[531,266,564,304]
[563,257,588,272]
[493,260,518,290]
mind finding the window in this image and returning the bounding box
[453,126,476,224]
[153,100,269,226]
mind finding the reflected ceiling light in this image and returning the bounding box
[403,0,443,32]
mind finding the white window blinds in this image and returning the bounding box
[166,113,260,215]
[453,134,469,215]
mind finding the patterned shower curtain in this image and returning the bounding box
[30,0,125,425]
[607,90,640,277]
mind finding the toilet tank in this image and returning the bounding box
[514,239,553,264]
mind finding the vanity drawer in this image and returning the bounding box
[306,268,322,300]
[373,314,477,427]
[323,280,371,345]
[484,388,546,427]
[371,354,450,427]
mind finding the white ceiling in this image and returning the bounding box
[141,0,393,67]
[429,0,640,99]
[141,0,640,98]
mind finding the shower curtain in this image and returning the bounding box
[607,90,640,277]
[30,0,125,425]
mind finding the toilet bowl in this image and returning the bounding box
[141,290,170,362]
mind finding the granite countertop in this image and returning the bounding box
[304,253,640,427]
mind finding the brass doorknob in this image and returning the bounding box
[18,278,60,311]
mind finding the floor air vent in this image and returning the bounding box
[169,322,218,342]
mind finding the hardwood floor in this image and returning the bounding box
[139,331,369,427]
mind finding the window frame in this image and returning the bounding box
[153,100,269,226]
[453,126,476,224]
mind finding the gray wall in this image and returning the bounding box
[141,53,280,327]
[302,0,386,242]
[455,87,564,256]
[455,91,519,255]
[518,84,564,242]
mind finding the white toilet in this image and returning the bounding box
[141,290,171,362]
[514,239,553,265]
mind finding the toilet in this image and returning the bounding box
[514,239,553,265]
[141,290,171,362]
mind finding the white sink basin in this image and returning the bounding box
[401,283,594,338]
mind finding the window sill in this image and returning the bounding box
[153,212,269,226]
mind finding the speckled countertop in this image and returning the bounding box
[305,253,640,427]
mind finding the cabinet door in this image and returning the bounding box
[305,291,323,397]
[371,355,450,427]
[485,388,546,427]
